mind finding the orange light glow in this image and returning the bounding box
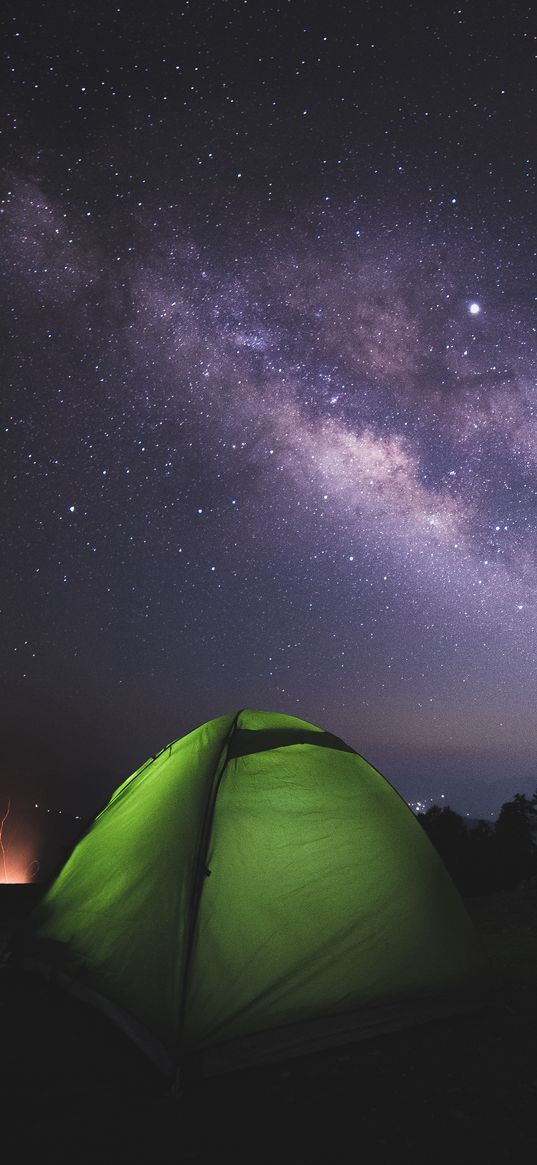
[1,853,40,885]
[0,798,11,882]
[0,799,40,884]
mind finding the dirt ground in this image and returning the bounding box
[1,886,537,1163]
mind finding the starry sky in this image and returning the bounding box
[2,0,537,833]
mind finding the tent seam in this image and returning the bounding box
[176,709,243,1078]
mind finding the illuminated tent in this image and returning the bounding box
[24,710,481,1078]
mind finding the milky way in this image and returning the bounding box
[2,2,537,818]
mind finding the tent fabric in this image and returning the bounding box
[24,709,482,1077]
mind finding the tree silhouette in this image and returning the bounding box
[418,805,470,893]
[494,792,537,890]
[418,791,537,895]
[465,820,499,895]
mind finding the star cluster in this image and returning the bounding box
[2,1,537,817]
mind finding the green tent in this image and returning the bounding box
[24,710,481,1077]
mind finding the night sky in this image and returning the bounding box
[2,1,537,846]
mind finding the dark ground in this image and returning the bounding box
[1,886,537,1163]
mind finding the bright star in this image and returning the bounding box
[468,302,481,315]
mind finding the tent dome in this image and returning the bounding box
[24,710,481,1076]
